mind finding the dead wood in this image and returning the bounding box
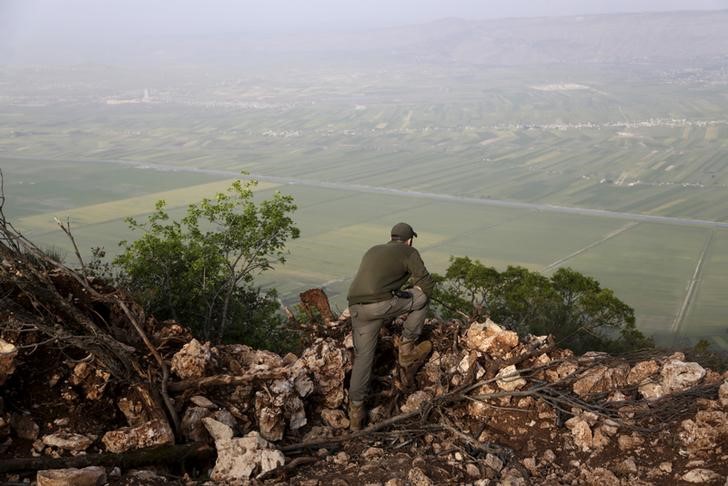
[0,443,213,474]
[167,369,288,392]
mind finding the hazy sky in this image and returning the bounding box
[2,0,727,40]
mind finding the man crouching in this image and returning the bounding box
[346,222,435,431]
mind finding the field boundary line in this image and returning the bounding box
[542,222,639,272]
[5,154,728,230]
[670,229,715,341]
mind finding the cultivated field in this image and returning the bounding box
[1,62,727,349]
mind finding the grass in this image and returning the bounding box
[3,62,728,348]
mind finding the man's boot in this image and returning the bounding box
[398,339,433,390]
[348,401,366,431]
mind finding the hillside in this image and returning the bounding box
[1,222,726,485]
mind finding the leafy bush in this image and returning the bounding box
[114,178,300,349]
[432,256,652,354]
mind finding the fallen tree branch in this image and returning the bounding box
[0,443,213,474]
[168,369,288,393]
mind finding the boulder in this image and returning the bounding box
[299,338,351,408]
[42,432,94,452]
[171,339,211,379]
[572,364,628,397]
[462,319,519,358]
[0,339,18,385]
[203,418,285,482]
[626,360,660,385]
[660,359,705,393]
[495,365,527,391]
[255,378,307,441]
[101,418,174,453]
[37,467,106,486]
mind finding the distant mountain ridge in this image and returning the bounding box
[2,9,728,66]
[256,10,728,66]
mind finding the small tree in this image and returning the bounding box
[433,257,652,354]
[115,178,300,346]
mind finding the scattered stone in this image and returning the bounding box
[572,364,628,397]
[299,338,351,408]
[362,447,385,460]
[463,319,519,357]
[331,451,350,465]
[682,468,722,483]
[627,360,660,385]
[181,406,212,443]
[171,339,211,379]
[36,466,106,486]
[617,433,644,451]
[616,457,638,475]
[190,395,216,409]
[661,359,706,393]
[42,432,94,452]
[466,463,480,478]
[0,339,18,386]
[679,410,728,458]
[321,408,349,429]
[496,365,527,391]
[203,418,285,482]
[638,382,665,400]
[401,391,432,413]
[542,449,556,463]
[101,418,174,453]
[407,467,432,486]
[565,417,593,451]
[255,378,307,441]
[484,453,504,472]
[659,462,672,473]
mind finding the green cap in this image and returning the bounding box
[391,222,418,240]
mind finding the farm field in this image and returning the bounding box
[3,156,725,349]
[1,62,727,350]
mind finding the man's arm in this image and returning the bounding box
[407,249,434,297]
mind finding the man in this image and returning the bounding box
[346,222,435,430]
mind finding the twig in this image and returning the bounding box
[54,216,88,278]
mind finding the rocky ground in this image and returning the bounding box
[1,225,727,485]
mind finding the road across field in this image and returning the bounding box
[5,154,728,230]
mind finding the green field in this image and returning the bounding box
[1,62,727,349]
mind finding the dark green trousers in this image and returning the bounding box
[348,288,428,403]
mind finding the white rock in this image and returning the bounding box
[682,468,721,483]
[101,418,174,453]
[202,417,234,442]
[638,382,665,400]
[42,432,94,452]
[495,365,527,391]
[36,466,106,486]
[401,391,433,414]
[171,339,211,379]
[463,320,519,357]
[660,359,705,393]
[719,380,728,408]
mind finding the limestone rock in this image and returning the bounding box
[496,365,527,391]
[638,382,665,400]
[572,364,628,397]
[203,419,285,482]
[36,467,106,486]
[580,467,620,486]
[679,410,728,458]
[682,468,722,483]
[69,362,110,400]
[463,319,519,357]
[484,453,504,472]
[407,467,432,486]
[190,395,216,409]
[0,339,18,386]
[626,360,660,385]
[101,418,174,453]
[255,378,307,441]
[565,417,593,451]
[42,432,94,452]
[466,463,480,478]
[617,432,644,451]
[321,409,349,429]
[171,339,211,379]
[660,359,705,393]
[544,360,578,383]
[401,391,432,414]
[181,406,212,443]
[299,338,351,408]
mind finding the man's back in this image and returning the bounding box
[347,240,433,305]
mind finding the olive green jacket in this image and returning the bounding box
[347,240,434,305]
